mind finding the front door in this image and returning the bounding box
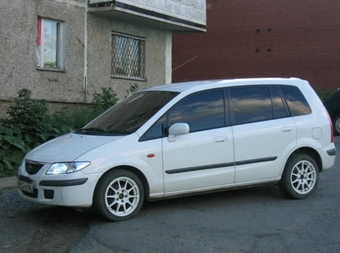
[162,89,235,195]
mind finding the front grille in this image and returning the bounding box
[26,161,44,175]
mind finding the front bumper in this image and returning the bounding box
[18,161,101,207]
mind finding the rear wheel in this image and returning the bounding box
[279,154,319,199]
[93,169,144,221]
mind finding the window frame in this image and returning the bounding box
[111,32,146,81]
[269,86,290,119]
[36,17,66,71]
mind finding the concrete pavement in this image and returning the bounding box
[0,176,17,190]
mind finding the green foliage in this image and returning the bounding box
[2,89,71,148]
[52,106,94,131]
[0,125,30,176]
[54,87,120,130]
[125,83,139,98]
[0,89,72,176]
[92,87,118,114]
[0,84,138,177]
[316,89,334,101]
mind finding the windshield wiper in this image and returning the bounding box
[75,127,106,134]
[75,128,132,135]
[107,129,133,135]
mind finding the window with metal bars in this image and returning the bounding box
[111,32,145,80]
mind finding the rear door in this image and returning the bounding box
[229,85,297,183]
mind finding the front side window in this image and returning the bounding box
[169,90,226,133]
[111,33,145,80]
[36,17,65,70]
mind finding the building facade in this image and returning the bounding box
[0,0,206,116]
[172,0,340,92]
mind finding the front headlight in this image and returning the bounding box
[46,162,91,175]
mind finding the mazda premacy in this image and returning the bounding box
[18,78,336,221]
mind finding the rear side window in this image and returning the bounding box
[280,85,312,116]
[230,86,274,125]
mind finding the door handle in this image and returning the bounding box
[281,126,293,132]
[214,136,227,143]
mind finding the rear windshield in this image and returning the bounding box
[76,91,178,135]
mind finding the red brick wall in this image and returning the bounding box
[172,0,340,92]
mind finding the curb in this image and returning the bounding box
[0,176,17,190]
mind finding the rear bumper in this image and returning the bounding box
[319,143,337,171]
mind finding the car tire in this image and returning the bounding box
[278,154,319,199]
[333,114,340,135]
[93,169,144,222]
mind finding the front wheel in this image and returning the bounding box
[93,169,144,221]
[278,154,319,199]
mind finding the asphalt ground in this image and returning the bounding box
[1,136,339,253]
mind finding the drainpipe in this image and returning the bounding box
[84,2,88,103]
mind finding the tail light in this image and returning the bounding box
[328,114,334,143]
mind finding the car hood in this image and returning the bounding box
[26,133,124,163]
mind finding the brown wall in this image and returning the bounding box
[172,0,340,92]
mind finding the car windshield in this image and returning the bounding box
[75,91,178,135]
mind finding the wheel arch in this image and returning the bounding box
[94,165,150,201]
[288,147,322,172]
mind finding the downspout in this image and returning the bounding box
[165,32,172,84]
[84,2,88,103]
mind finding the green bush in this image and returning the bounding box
[0,85,136,177]
[92,87,118,114]
[315,88,334,101]
[52,87,119,131]
[0,125,30,176]
[0,89,68,176]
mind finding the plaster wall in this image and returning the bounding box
[0,0,86,103]
[1,0,172,110]
[85,14,172,101]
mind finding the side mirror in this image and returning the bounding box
[168,123,190,142]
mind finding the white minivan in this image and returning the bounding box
[18,78,336,221]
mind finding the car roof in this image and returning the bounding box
[142,77,305,93]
